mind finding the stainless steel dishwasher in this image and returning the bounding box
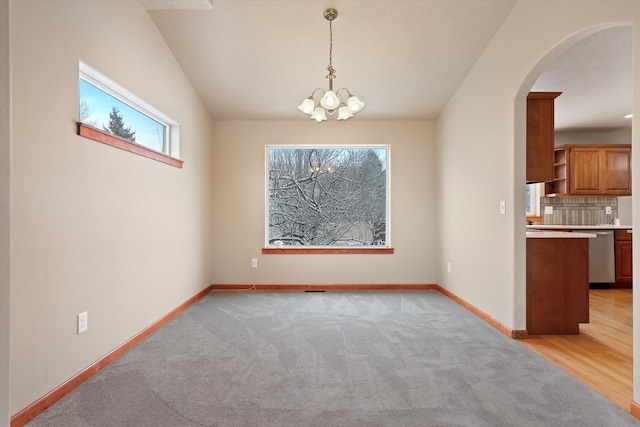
[588,230,615,284]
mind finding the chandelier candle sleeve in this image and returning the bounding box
[298,8,364,122]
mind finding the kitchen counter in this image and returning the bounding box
[526,231,596,239]
[527,224,632,231]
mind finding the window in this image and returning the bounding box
[526,183,543,216]
[77,62,182,167]
[266,146,390,249]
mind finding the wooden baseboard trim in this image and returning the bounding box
[211,284,438,291]
[434,285,526,339]
[211,284,524,339]
[10,285,213,427]
[512,329,529,339]
[631,401,640,419]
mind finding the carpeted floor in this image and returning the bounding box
[26,290,640,426]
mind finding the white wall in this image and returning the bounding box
[436,0,640,402]
[9,0,215,415]
[1,0,11,425]
[210,121,436,286]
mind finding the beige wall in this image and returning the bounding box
[555,128,632,145]
[1,0,11,425]
[210,121,436,286]
[436,0,640,400]
[9,0,215,415]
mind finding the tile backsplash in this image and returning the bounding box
[539,196,618,225]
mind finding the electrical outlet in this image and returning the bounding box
[447,263,451,273]
[77,311,88,334]
[251,258,258,268]
[606,206,612,215]
[544,206,553,215]
[499,200,506,215]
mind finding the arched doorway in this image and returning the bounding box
[517,25,633,409]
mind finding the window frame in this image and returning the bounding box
[77,62,182,167]
[264,144,392,253]
[526,182,543,216]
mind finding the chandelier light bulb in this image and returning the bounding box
[347,95,364,112]
[298,97,316,115]
[337,104,353,120]
[320,90,340,111]
[310,106,327,122]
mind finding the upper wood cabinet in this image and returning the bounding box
[545,144,632,196]
[526,92,562,183]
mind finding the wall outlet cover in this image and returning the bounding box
[77,311,88,334]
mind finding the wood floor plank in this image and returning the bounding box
[519,289,633,412]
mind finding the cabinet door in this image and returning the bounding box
[615,240,633,283]
[602,147,631,195]
[526,93,559,183]
[570,147,601,194]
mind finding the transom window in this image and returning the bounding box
[266,146,390,248]
[78,62,181,165]
[79,79,167,152]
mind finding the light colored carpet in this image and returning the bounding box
[27,290,640,426]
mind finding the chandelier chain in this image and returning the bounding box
[326,19,336,80]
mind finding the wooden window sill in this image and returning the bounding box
[526,215,543,224]
[262,248,394,254]
[77,122,183,168]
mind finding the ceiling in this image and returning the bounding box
[142,0,632,131]
[532,26,632,132]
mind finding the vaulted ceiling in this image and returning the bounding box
[141,0,632,131]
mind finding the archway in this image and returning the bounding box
[515,24,633,409]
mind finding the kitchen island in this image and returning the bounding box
[528,224,632,287]
[526,230,596,335]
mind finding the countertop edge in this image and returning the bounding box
[526,231,597,239]
[527,225,632,230]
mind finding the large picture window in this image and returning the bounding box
[266,146,390,248]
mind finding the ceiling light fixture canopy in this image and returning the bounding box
[298,8,364,122]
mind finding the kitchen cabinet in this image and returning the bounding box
[526,92,562,183]
[545,144,632,196]
[615,229,632,287]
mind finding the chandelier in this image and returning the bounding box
[298,8,365,122]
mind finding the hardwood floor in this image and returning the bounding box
[519,289,633,411]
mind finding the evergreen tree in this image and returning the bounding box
[103,107,136,142]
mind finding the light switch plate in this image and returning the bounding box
[544,206,553,215]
